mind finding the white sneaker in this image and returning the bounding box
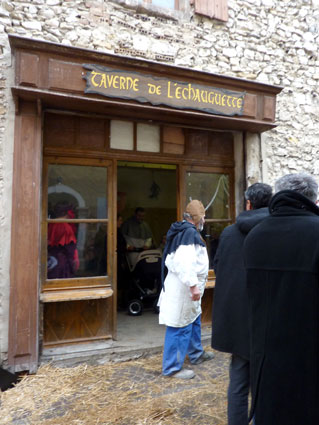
[169,369,195,380]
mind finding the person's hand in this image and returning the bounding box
[127,245,134,251]
[190,285,201,301]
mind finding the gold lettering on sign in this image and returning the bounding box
[147,83,162,95]
[84,64,245,116]
[89,71,139,91]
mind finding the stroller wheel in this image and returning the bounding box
[127,299,143,316]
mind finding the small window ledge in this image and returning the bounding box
[40,287,113,303]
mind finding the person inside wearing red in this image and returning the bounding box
[47,202,79,279]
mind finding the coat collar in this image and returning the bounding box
[269,190,319,217]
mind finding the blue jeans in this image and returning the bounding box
[162,315,204,375]
[228,354,251,425]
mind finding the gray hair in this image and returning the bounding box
[275,173,318,202]
[244,183,273,209]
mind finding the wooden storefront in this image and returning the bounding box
[8,35,282,372]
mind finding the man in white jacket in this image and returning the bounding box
[158,200,214,379]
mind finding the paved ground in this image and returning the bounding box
[0,348,230,425]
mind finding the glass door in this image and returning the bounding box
[41,157,115,346]
[181,165,235,325]
[182,166,234,269]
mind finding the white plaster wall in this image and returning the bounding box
[0,0,318,360]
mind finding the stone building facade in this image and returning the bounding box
[0,0,318,365]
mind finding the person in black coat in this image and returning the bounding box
[211,182,272,425]
[244,173,319,425]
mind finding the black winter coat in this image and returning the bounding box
[244,190,319,425]
[211,207,269,360]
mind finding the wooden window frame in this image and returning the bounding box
[41,157,114,298]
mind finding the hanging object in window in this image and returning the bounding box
[149,181,161,199]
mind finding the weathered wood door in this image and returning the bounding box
[41,157,116,346]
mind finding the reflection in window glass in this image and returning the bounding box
[186,173,230,220]
[47,222,108,279]
[203,222,230,269]
[48,164,107,219]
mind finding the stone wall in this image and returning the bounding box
[0,0,318,359]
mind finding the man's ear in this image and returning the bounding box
[246,200,253,211]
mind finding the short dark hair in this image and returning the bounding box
[275,173,318,202]
[245,183,273,209]
[135,207,145,214]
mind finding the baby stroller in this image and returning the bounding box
[126,249,162,316]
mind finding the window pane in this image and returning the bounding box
[47,222,108,279]
[186,172,230,220]
[136,123,160,153]
[48,164,107,219]
[152,0,175,8]
[110,120,134,150]
[203,222,230,268]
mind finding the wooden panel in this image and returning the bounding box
[186,129,233,162]
[208,132,234,158]
[201,288,214,325]
[162,126,185,155]
[263,95,276,121]
[186,130,208,157]
[163,142,184,154]
[194,0,228,22]
[44,113,76,147]
[18,52,39,87]
[44,114,108,150]
[48,59,85,92]
[43,298,111,344]
[76,117,107,149]
[214,0,228,21]
[8,100,42,373]
[243,93,257,118]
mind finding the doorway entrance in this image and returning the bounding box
[116,161,177,330]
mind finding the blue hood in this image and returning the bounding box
[161,220,205,289]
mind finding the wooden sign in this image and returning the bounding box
[83,64,245,116]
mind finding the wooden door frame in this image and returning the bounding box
[8,100,42,373]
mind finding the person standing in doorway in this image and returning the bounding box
[158,200,214,380]
[244,173,319,425]
[211,183,273,425]
[121,207,153,270]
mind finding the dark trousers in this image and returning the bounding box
[228,354,251,425]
